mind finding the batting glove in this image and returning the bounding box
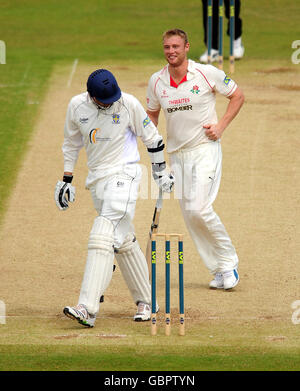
[153,171,175,193]
[54,175,75,211]
[147,138,175,193]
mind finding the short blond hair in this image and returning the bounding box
[162,29,189,45]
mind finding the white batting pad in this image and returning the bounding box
[114,233,151,305]
[78,216,115,315]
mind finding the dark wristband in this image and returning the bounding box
[63,175,73,183]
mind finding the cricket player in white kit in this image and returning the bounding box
[54,69,174,327]
[146,29,244,290]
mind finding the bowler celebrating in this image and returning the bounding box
[146,29,244,290]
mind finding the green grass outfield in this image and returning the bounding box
[0,0,300,372]
[1,345,300,371]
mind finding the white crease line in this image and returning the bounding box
[0,63,31,88]
[20,63,31,84]
[67,58,78,88]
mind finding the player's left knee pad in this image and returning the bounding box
[88,216,115,251]
[114,233,151,305]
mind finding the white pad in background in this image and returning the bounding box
[78,216,115,315]
[114,233,151,305]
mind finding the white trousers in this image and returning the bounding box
[89,164,141,249]
[80,164,151,314]
[170,142,239,274]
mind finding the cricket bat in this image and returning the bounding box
[146,187,163,275]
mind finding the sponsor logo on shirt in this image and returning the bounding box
[161,90,169,98]
[89,128,111,143]
[112,114,120,124]
[223,76,231,85]
[167,105,193,113]
[190,85,200,94]
[143,116,151,127]
[168,98,190,105]
[89,128,100,144]
[79,117,89,124]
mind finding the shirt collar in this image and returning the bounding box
[186,59,198,78]
[161,59,197,84]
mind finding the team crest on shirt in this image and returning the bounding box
[112,114,120,124]
[190,85,200,94]
[223,76,231,85]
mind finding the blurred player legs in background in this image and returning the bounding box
[200,0,244,63]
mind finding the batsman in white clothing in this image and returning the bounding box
[54,69,174,327]
[146,29,244,290]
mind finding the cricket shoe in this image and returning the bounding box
[63,304,96,327]
[223,269,239,290]
[199,48,219,64]
[234,37,245,59]
[134,302,159,322]
[209,272,224,289]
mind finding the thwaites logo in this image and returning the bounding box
[169,98,190,105]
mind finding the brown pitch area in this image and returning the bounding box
[0,59,299,347]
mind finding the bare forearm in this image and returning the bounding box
[218,88,244,132]
[147,109,160,127]
[204,87,244,141]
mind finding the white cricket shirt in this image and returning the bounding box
[147,59,237,153]
[63,92,161,187]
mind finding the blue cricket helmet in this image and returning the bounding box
[87,69,121,104]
